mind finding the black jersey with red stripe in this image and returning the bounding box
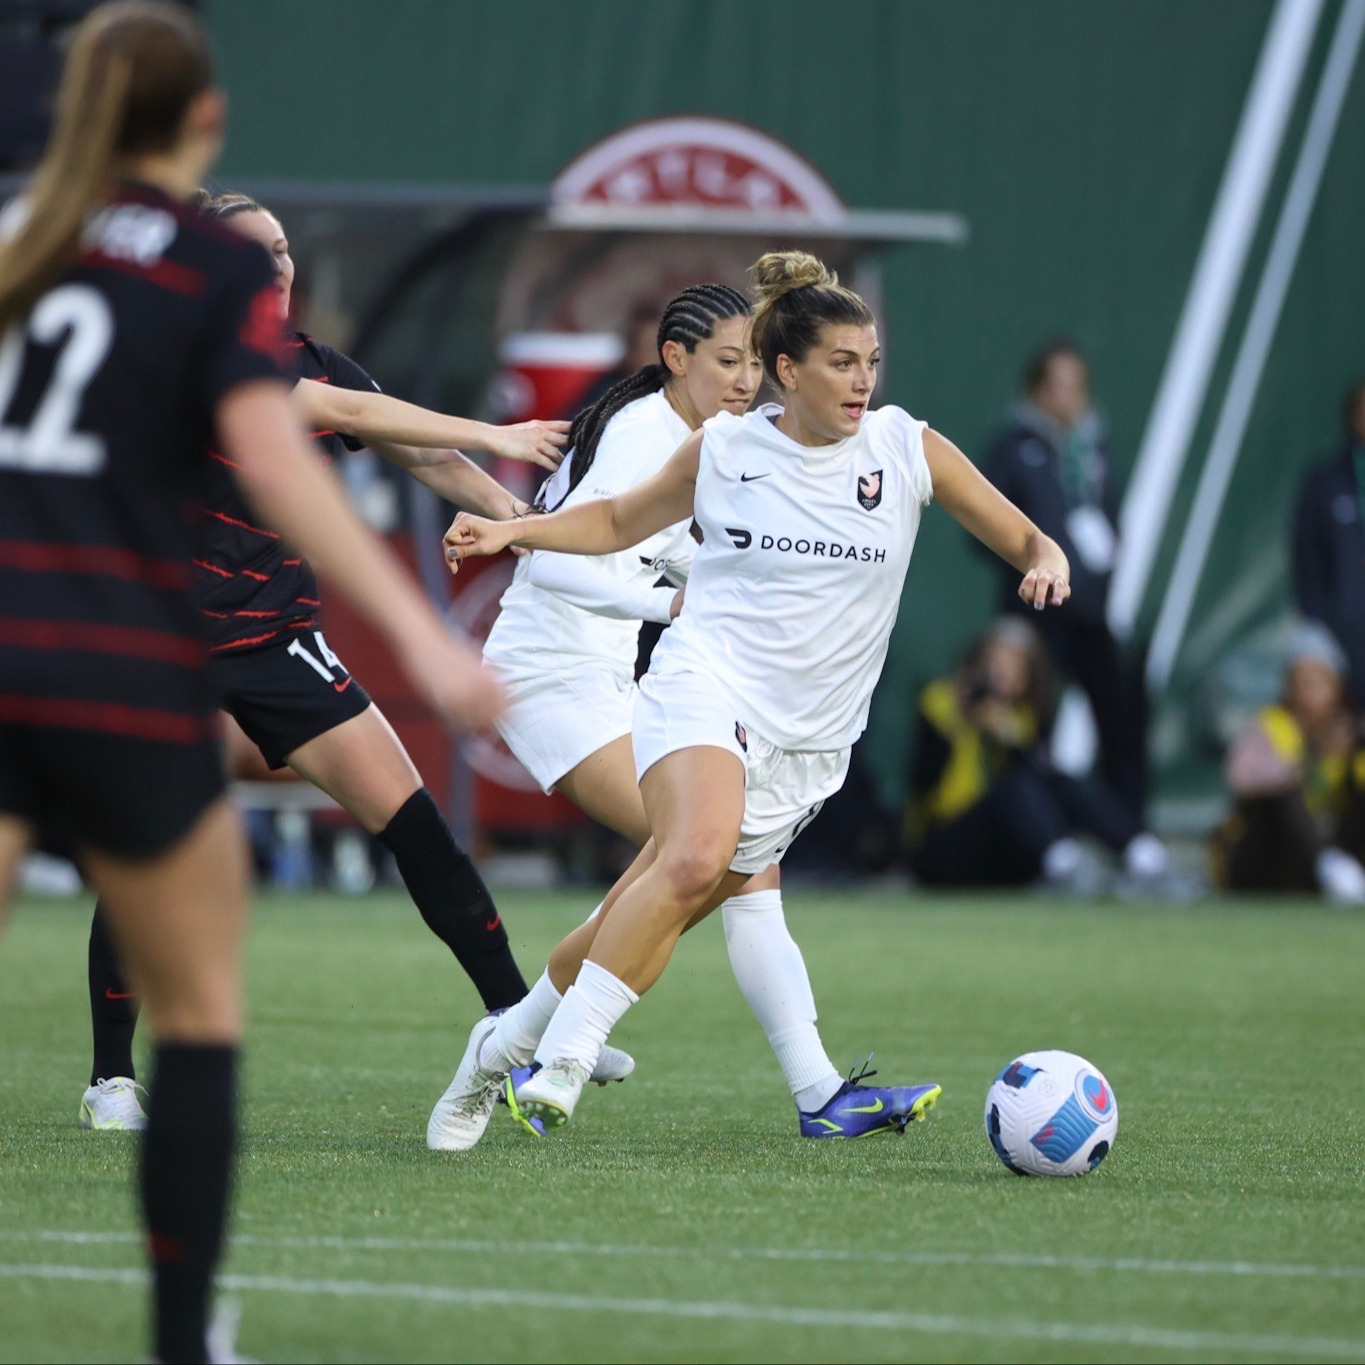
[0,182,286,742]
[194,332,378,651]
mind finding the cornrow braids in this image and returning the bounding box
[536,282,750,511]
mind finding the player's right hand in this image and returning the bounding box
[400,631,506,731]
[444,511,517,573]
[487,419,571,470]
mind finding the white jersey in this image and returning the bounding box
[649,402,932,751]
[483,389,695,684]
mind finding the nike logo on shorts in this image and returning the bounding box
[739,472,770,482]
[333,677,353,693]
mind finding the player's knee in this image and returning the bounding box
[657,843,731,909]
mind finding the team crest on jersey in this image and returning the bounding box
[857,470,883,511]
[735,721,748,753]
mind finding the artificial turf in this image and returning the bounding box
[1,888,1363,1363]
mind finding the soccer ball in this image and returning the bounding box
[984,1049,1117,1177]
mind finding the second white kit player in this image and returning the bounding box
[437,285,926,1146]
[445,252,1072,1141]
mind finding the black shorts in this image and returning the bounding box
[0,723,226,862]
[213,627,371,769]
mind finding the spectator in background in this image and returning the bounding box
[1292,379,1365,702]
[1212,624,1365,903]
[980,341,1147,824]
[907,620,1174,895]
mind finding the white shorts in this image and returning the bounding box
[494,666,635,794]
[633,670,851,876]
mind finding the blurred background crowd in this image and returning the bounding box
[4,0,1363,903]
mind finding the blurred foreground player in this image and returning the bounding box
[0,4,500,1359]
[441,251,1072,1142]
[79,190,638,1133]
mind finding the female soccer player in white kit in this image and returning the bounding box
[443,252,1071,1140]
[439,284,926,1145]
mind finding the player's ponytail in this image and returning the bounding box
[0,1,213,332]
[749,250,874,389]
[537,282,751,511]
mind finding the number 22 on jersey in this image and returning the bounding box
[0,283,114,475]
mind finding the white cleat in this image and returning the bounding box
[206,1298,256,1365]
[591,1045,635,1086]
[80,1077,148,1131]
[426,1016,509,1151]
[515,1057,591,1133]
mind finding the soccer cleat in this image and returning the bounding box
[798,1057,942,1139]
[503,1067,545,1137]
[79,1077,148,1132]
[426,1016,509,1151]
[591,1044,635,1085]
[501,1044,635,1135]
[513,1057,591,1133]
[205,1297,256,1365]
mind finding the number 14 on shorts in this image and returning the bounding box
[287,631,351,691]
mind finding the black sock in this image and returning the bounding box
[378,789,527,1011]
[142,1043,237,1365]
[89,903,139,1086]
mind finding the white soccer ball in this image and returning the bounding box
[984,1049,1117,1177]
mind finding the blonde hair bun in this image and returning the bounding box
[749,251,838,307]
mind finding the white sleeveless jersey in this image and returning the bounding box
[483,390,694,683]
[649,402,932,751]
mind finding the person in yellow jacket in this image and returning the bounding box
[1214,625,1365,900]
[908,619,1172,892]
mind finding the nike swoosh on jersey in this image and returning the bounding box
[333,676,353,693]
[739,472,771,482]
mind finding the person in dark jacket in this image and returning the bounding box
[1292,379,1365,702]
[979,340,1147,823]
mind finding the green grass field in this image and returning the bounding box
[2,889,1363,1363]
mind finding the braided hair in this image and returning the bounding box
[538,283,750,511]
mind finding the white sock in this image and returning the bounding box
[481,970,561,1072]
[1123,833,1170,879]
[534,960,638,1073]
[721,889,842,1113]
[1042,837,1083,883]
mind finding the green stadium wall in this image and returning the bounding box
[205,0,1365,822]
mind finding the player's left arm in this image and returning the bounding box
[292,378,568,470]
[924,428,1070,611]
[367,438,529,520]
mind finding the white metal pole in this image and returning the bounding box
[1107,0,1323,640]
[1146,0,1365,691]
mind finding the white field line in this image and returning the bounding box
[3,1228,1364,1281]
[1,1261,1363,1360]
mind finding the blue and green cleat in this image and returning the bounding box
[799,1057,941,1138]
[503,1066,546,1137]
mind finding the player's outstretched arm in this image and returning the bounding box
[924,428,1071,611]
[444,429,702,570]
[293,379,569,470]
[367,439,529,520]
[217,380,505,730]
